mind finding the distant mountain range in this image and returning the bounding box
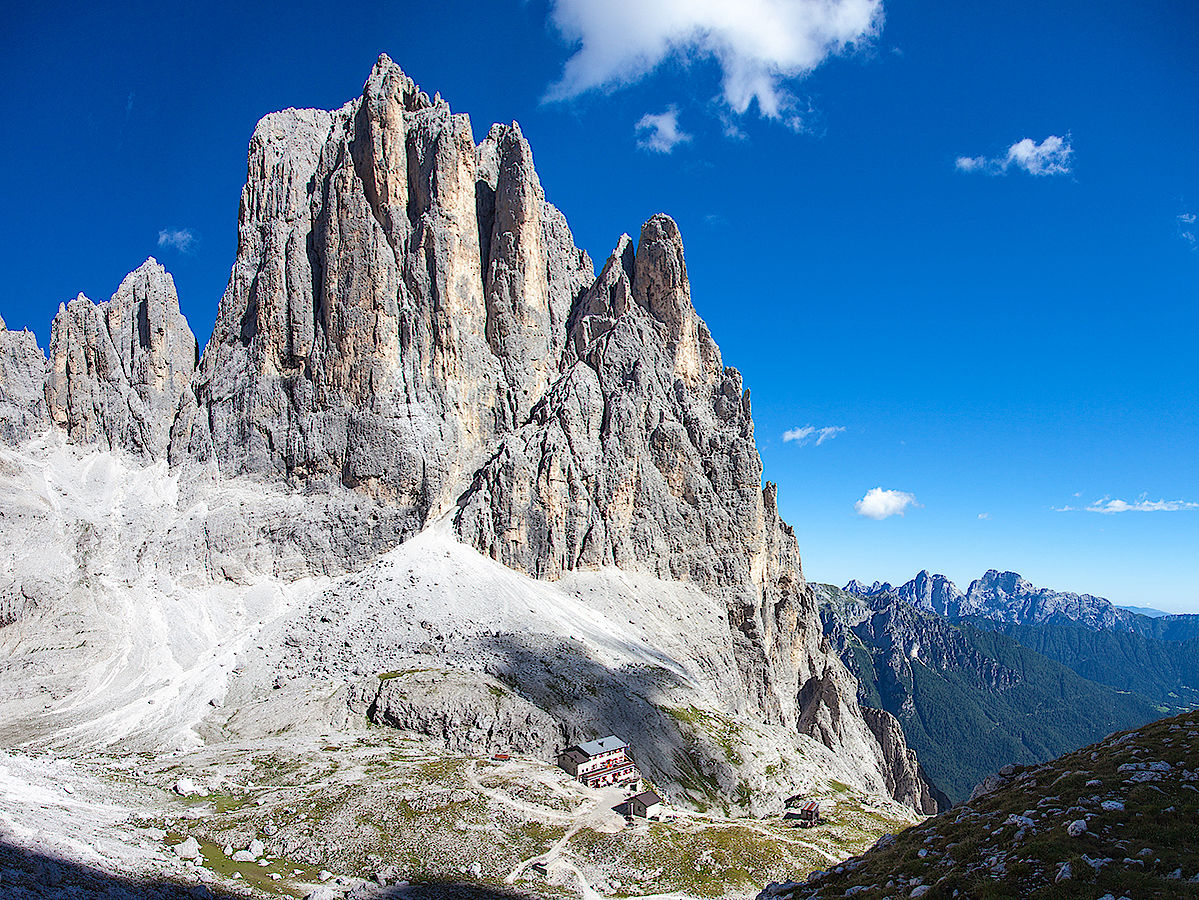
[815,584,1165,804]
[1117,604,1169,618]
[824,569,1199,803]
[845,569,1199,640]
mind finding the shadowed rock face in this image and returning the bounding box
[859,707,944,814]
[1,54,935,811]
[362,669,567,760]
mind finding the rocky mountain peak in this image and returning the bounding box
[843,578,883,595]
[0,312,48,444]
[849,567,1134,631]
[971,569,1026,594]
[630,213,721,386]
[904,569,963,616]
[42,261,196,459]
[961,569,1127,628]
[0,56,935,815]
[177,56,594,528]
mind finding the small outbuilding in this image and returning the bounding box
[627,790,664,820]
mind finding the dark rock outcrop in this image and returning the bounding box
[860,706,944,814]
[362,669,566,760]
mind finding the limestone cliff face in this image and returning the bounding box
[44,260,196,458]
[859,707,943,814]
[450,213,885,765]
[2,55,934,811]
[0,316,49,444]
[176,56,592,540]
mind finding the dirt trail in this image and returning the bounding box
[467,759,590,826]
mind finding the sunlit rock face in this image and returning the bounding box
[43,259,196,458]
[0,314,49,444]
[179,57,592,537]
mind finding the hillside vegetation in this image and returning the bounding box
[816,585,1164,803]
[761,709,1199,899]
[965,617,1199,711]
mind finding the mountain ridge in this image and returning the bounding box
[845,568,1199,638]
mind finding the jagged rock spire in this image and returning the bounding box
[0,316,49,444]
[44,259,195,458]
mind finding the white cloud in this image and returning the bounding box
[1055,495,1199,514]
[635,107,692,153]
[1085,496,1199,514]
[954,155,987,173]
[1179,212,1197,248]
[544,0,883,123]
[816,427,845,445]
[1006,135,1073,175]
[977,512,990,520]
[783,426,814,443]
[783,424,845,445]
[956,134,1073,177]
[717,108,749,140]
[157,228,196,253]
[855,487,918,520]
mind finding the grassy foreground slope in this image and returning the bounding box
[762,709,1199,899]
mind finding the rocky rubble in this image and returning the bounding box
[360,669,565,759]
[78,727,916,900]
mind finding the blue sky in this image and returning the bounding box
[3,0,1197,609]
